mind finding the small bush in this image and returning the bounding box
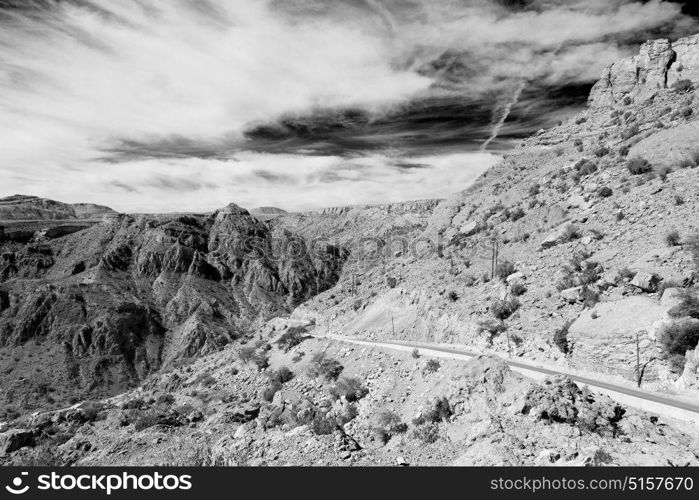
[594,145,610,157]
[133,410,160,431]
[553,321,572,354]
[447,290,459,302]
[411,348,420,359]
[494,260,517,281]
[275,326,307,352]
[239,347,269,370]
[490,297,521,320]
[621,123,639,140]
[681,107,693,118]
[528,183,540,197]
[677,158,695,169]
[673,79,694,93]
[122,397,147,410]
[509,207,526,221]
[657,165,672,182]
[675,195,685,205]
[666,229,681,247]
[668,289,699,320]
[659,319,699,358]
[574,159,597,176]
[308,352,343,381]
[330,377,368,402]
[423,359,440,374]
[373,410,408,443]
[627,157,652,175]
[268,366,294,385]
[597,186,613,198]
[510,283,527,296]
[411,422,440,444]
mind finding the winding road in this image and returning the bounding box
[316,334,699,422]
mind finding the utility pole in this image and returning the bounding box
[635,332,642,388]
[391,313,395,338]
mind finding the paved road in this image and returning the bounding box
[322,335,699,415]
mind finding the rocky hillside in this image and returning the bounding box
[291,32,699,394]
[0,195,115,221]
[0,204,345,413]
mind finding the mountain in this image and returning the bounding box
[2,33,699,466]
[0,195,115,221]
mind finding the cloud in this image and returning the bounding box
[0,150,499,212]
[0,0,696,211]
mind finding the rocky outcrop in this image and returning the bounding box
[589,34,699,107]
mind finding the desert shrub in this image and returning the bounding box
[621,123,639,140]
[386,276,398,288]
[308,352,343,381]
[659,320,699,358]
[575,116,587,125]
[80,401,106,422]
[509,207,526,221]
[411,348,420,359]
[562,224,581,242]
[594,145,610,157]
[677,158,695,169]
[423,359,440,374]
[239,347,269,370]
[597,186,613,198]
[310,413,337,435]
[666,229,681,247]
[411,422,440,444]
[122,397,147,410]
[494,260,517,281]
[510,282,527,296]
[553,321,572,354]
[476,318,507,337]
[490,297,521,320]
[668,289,699,320]
[580,285,600,308]
[574,159,597,176]
[330,377,368,402]
[447,290,459,302]
[268,366,294,385]
[675,195,685,205]
[657,165,672,182]
[616,267,637,282]
[622,96,632,105]
[413,397,453,425]
[681,106,693,118]
[528,183,540,196]
[627,157,652,175]
[133,410,160,431]
[373,410,408,443]
[275,326,307,352]
[673,79,694,93]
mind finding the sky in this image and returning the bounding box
[0,0,698,212]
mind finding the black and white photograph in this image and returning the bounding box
[1,0,699,492]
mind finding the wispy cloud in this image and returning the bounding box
[0,0,696,211]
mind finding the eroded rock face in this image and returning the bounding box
[589,34,699,107]
[0,204,346,409]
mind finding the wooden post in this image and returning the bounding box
[391,314,395,338]
[636,332,642,388]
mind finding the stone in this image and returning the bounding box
[560,286,584,303]
[630,272,660,293]
[506,272,526,284]
[459,221,479,237]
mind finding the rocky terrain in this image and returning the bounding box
[2,33,699,466]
